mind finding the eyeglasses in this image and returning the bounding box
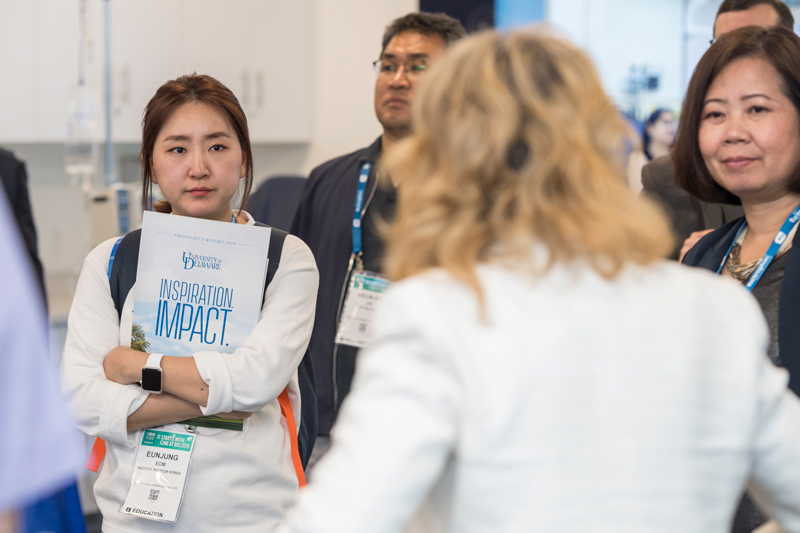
[372,59,428,78]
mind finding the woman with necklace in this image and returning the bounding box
[678,25,800,380]
[677,25,800,533]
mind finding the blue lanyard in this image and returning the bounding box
[351,162,372,255]
[716,204,800,291]
[231,213,237,224]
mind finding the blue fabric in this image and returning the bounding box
[21,482,86,533]
[0,175,83,516]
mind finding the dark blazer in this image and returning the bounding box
[682,217,800,396]
[290,137,382,435]
[0,148,46,304]
[641,155,743,259]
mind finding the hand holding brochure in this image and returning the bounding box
[132,212,271,430]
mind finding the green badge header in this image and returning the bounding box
[141,430,195,451]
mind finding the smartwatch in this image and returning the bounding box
[141,353,164,394]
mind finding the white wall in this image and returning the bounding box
[548,0,685,117]
[304,0,418,172]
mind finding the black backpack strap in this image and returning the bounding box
[255,222,287,296]
[109,229,141,320]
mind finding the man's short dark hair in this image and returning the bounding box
[380,12,466,55]
[716,0,795,31]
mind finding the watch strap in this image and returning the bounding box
[144,352,164,370]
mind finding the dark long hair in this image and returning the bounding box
[140,74,254,214]
[673,26,800,204]
[642,108,671,160]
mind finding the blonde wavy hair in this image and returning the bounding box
[383,29,673,297]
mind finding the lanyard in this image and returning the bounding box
[716,204,800,291]
[230,213,237,224]
[351,162,372,256]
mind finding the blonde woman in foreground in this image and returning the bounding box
[285,30,800,533]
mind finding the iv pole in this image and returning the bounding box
[103,0,115,187]
[102,0,131,234]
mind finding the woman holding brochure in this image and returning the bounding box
[285,30,800,532]
[61,74,318,532]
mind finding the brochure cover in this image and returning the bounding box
[131,211,271,430]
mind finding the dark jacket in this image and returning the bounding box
[641,155,743,259]
[682,217,800,396]
[290,137,382,434]
[0,148,45,304]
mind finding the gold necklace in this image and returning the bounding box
[726,242,792,283]
[726,244,759,282]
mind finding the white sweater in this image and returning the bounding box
[62,215,318,533]
[288,260,800,533]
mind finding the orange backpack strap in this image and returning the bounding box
[278,386,307,487]
[85,437,106,472]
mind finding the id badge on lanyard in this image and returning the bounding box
[120,427,197,523]
[334,161,391,348]
[336,270,391,348]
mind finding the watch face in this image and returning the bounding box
[142,367,162,392]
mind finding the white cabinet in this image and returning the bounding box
[241,1,311,142]
[36,0,84,141]
[0,0,104,142]
[109,0,184,142]
[0,0,311,144]
[179,0,311,142]
[0,1,40,141]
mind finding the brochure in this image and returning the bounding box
[131,211,271,430]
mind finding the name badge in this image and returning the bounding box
[120,428,197,523]
[335,271,391,348]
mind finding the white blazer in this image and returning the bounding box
[287,260,800,533]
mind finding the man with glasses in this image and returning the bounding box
[291,12,465,467]
[642,0,794,261]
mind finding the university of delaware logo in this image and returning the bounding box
[182,252,223,271]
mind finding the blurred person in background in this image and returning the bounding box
[285,29,800,533]
[290,12,465,467]
[626,109,675,193]
[0,147,45,306]
[678,26,800,533]
[0,189,83,531]
[642,0,793,260]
